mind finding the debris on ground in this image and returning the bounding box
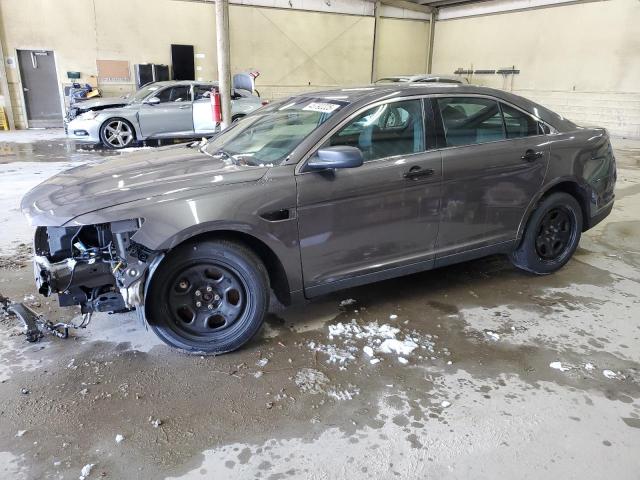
[0,243,32,270]
[15,430,26,437]
[20,388,30,395]
[441,400,451,408]
[79,463,95,480]
[549,361,571,372]
[485,330,500,341]
[602,369,620,379]
[256,358,269,367]
[362,346,374,357]
[397,357,408,365]
[115,434,124,444]
[339,298,357,307]
[327,386,360,401]
[294,368,330,395]
[149,417,162,428]
[389,314,398,319]
[585,362,595,371]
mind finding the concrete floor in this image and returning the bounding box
[0,130,639,480]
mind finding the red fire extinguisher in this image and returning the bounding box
[210,88,222,125]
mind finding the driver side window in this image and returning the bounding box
[155,86,191,103]
[325,99,425,162]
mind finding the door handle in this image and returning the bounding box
[521,149,543,162]
[179,105,191,109]
[403,165,435,180]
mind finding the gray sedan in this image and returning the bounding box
[23,84,616,354]
[66,80,264,149]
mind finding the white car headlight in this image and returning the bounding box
[78,111,99,120]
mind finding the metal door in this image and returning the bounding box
[17,50,62,127]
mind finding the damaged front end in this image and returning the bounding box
[33,219,160,316]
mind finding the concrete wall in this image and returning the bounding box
[375,17,429,79]
[432,0,640,138]
[229,6,374,99]
[0,0,431,128]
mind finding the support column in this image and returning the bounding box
[215,0,232,130]
[426,11,435,74]
[370,0,381,83]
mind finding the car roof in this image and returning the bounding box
[146,80,216,87]
[295,83,576,131]
[378,74,462,82]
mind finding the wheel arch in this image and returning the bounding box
[99,116,138,146]
[148,229,292,307]
[517,179,590,242]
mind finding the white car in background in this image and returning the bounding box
[66,80,266,149]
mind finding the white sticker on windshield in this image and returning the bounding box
[302,102,340,113]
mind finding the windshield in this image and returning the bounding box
[203,97,349,166]
[131,84,163,101]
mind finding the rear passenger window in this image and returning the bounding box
[326,99,425,162]
[501,103,540,138]
[437,97,505,147]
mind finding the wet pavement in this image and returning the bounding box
[0,130,639,479]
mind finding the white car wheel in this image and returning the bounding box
[100,119,135,149]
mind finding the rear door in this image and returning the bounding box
[296,97,442,296]
[434,96,549,260]
[138,84,194,137]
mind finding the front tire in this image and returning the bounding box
[146,240,269,354]
[100,118,136,149]
[511,192,583,274]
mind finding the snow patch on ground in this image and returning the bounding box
[294,368,329,395]
[549,361,571,372]
[309,320,436,366]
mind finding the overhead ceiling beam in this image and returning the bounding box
[380,0,435,14]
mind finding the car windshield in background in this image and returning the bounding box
[204,97,349,166]
[375,78,409,84]
[131,84,162,101]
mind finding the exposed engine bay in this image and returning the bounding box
[33,220,159,316]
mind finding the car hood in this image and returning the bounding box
[21,145,270,226]
[74,96,132,110]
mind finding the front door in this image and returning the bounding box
[434,96,549,259]
[138,84,194,138]
[17,50,62,127]
[296,98,442,296]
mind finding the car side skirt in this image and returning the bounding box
[303,240,516,299]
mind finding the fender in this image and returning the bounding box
[515,176,591,243]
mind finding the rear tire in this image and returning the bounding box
[511,192,583,274]
[146,240,269,354]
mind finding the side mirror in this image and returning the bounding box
[145,96,160,105]
[307,146,363,171]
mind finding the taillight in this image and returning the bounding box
[261,101,269,106]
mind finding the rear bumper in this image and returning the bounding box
[585,198,614,230]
